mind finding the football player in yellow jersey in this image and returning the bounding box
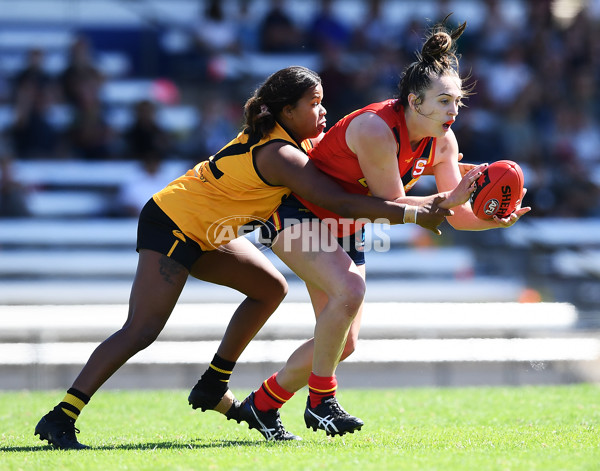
[35,66,480,448]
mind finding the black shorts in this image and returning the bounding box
[260,195,366,266]
[136,198,204,271]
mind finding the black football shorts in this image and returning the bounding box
[136,198,204,271]
[260,195,365,266]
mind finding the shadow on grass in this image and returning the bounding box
[95,438,263,450]
[2,438,269,453]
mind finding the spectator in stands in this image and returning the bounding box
[190,0,241,82]
[177,96,239,161]
[12,48,52,98]
[368,44,409,102]
[197,97,238,156]
[400,17,429,60]
[67,90,116,160]
[500,82,540,167]
[116,100,173,216]
[572,68,600,122]
[59,37,104,110]
[351,0,399,53]
[11,89,61,159]
[10,48,62,158]
[472,0,522,59]
[0,144,30,217]
[114,157,171,217]
[258,0,305,52]
[316,43,356,125]
[549,142,600,218]
[481,43,533,113]
[306,0,352,52]
[236,0,260,52]
[193,0,240,55]
[124,100,170,162]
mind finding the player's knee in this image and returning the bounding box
[341,274,366,313]
[269,271,289,303]
[121,323,162,352]
[256,271,288,306]
[329,274,365,320]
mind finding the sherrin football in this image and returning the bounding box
[470,160,524,220]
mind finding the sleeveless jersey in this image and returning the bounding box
[153,123,309,251]
[296,99,436,237]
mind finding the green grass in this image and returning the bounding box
[1,385,599,470]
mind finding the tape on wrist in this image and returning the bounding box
[403,205,418,224]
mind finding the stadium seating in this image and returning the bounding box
[501,218,600,319]
[8,159,190,217]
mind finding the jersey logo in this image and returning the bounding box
[172,230,186,242]
[402,138,434,190]
[412,158,429,177]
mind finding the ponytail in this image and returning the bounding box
[244,96,277,138]
[420,17,466,69]
[398,15,471,108]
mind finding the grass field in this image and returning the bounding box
[2,385,599,470]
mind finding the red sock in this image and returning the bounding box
[253,373,294,412]
[308,373,337,408]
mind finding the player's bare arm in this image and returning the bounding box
[255,142,452,234]
[433,132,529,229]
[346,113,479,218]
[346,112,404,200]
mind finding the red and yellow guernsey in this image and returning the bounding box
[295,99,436,237]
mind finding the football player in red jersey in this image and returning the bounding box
[235,16,530,440]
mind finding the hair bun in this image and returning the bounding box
[422,31,452,62]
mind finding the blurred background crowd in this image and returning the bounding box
[0,0,599,219]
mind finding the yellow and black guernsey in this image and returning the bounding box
[153,122,310,251]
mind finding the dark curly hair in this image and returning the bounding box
[243,66,322,138]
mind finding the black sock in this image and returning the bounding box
[195,354,236,394]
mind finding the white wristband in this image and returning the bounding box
[403,205,418,224]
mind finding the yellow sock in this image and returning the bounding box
[59,388,90,421]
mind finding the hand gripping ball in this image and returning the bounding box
[470,160,524,219]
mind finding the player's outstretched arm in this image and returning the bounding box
[412,194,453,235]
[256,142,452,233]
